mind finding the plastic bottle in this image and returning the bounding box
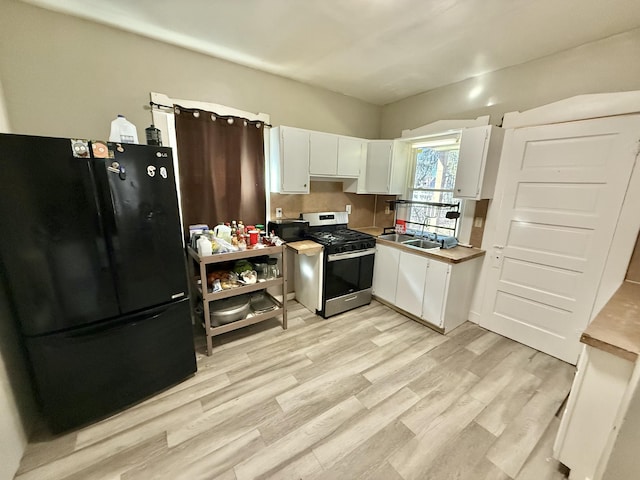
[213,224,232,243]
[197,236,212,257]
[109,115,139,144]
[145,124,162,146]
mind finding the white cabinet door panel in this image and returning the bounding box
[422,260,450,328]
[395,252,428,317]
[281,127,310,193]
[337,137,362,177]
[455,125,505,199]
[455,126,488,198]
[309,132,338,176]
[365,141,393,193]
[372,244,400,304]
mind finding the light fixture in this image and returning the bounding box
[412,137,459,149]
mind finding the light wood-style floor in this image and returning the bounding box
[15,300,574,480]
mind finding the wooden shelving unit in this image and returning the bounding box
[186,245,287,355]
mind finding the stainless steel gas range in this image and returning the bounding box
[301,212,376,318]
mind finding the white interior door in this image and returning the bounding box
[480,115,640,364]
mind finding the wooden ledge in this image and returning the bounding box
[286,240,323,256]
[581,281,640,362]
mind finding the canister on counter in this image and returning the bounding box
[248,230,259,245]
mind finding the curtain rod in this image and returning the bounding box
[149,101,272,128]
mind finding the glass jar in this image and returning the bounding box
[267,257,279,279]
[254,262,268,281]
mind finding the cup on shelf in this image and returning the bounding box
[248,230,259,246]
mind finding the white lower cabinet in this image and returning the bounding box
[372,244,400,304]
[396,251,428,317]
[422,258,450,328]
[373,245,481,333]
[554,346,634,480]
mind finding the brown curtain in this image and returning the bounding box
[174,106,266,235]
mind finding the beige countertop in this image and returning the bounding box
[286,240,323,256]
[352,226,386,237]
[581,281,640,362]
[375,237,485,264]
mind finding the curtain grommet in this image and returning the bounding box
[175,107,181,115]
[227,118,234,125]
[193,111,200,118]
[211,114,216,121]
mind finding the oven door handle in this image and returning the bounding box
[327,248,376,262]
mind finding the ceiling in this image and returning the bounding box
[23,0,640,105]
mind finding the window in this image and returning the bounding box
[405,134,461,236]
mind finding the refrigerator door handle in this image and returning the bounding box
[62,307,168,339]
[93,158,122,263]
[84,161,111,270]
[105,190,122,264]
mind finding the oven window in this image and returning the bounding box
[324,254,374,300]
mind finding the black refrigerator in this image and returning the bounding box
[0,133,197,432]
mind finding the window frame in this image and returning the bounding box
[403,132,464,237]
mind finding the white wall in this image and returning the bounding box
[0,0,380,141]
[0,79,36,480]
[381,28,640,138]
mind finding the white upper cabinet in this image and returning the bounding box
[359,139,409,194]
[309,132,338,176]
[309,133,362,178]
[270,126,310,194]
[337,137,364,177]
[271,124,409,194]
[365,141,393,193]
[454,125,505,199]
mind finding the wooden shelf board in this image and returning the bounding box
[188,245,284,264]
[208,305,284,336]
[201,278,283,301]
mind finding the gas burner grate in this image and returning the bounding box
[306,229,373,246]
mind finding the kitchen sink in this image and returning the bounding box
[377,233,416,243]
[402,238,441,250]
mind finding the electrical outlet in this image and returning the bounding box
[385,206,390,215]
[474,216,484,228]
[346,204,352,214]
[275,208,283,218]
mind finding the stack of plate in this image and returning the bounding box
[250,292,278,313]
